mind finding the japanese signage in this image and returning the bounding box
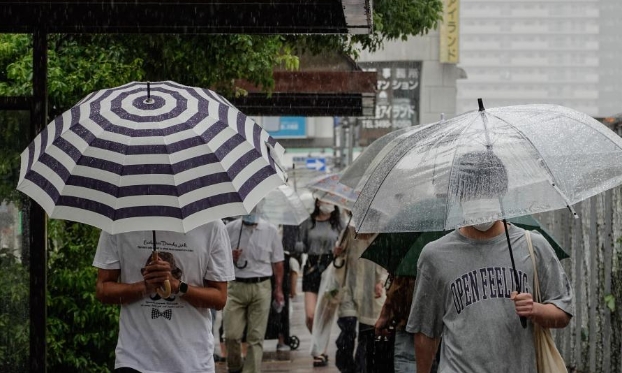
[440,0,460,64]
[356,61,421,145]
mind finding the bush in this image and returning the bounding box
[47,220,119,373]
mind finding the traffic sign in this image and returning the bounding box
[306,158,326,171]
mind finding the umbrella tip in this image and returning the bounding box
[478,98,485,111]
[144,81,155,105]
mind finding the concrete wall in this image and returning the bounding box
[358,30,464,123]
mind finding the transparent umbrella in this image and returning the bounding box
[259,185,309,226]
[340,126,415,189]
[353,100,622,233]
[305,173,359,204]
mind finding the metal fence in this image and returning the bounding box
[534,187,622,373]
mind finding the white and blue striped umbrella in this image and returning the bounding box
[17,81,287,234]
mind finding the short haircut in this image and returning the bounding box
[449,150,508,201]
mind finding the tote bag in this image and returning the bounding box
[525,231,568,373]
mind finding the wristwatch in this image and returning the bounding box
[178,281,188,296]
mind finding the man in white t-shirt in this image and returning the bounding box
[93,221,235,373]
[224,212,284,373]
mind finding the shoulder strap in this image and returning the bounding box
[524,231,541,302]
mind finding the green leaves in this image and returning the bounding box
[46,220,118,372]
[605,294,616,312]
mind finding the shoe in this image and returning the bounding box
[276,343,291,352]
[313,355,328,367]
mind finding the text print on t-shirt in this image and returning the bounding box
[450,266,531,314]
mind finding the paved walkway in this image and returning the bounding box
[215,278,341,373]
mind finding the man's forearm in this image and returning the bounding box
[415,333,440,373]
[96,280,147,305]
[179,282,227,310]
[273,262,284,291]
[532,303,571,328]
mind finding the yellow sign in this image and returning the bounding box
[440,0,460,64]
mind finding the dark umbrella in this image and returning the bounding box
[361,215,569,278]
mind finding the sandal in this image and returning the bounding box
[313,355,328,367]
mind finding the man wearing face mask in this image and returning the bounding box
[224,208,285,373]
[406,151,573,373]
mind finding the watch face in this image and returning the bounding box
[180,282,188,294]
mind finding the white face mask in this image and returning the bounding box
[318,204,335,214]
[472,221,496,232]
[462,198,501,231]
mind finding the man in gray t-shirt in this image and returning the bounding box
[406,150,573,373]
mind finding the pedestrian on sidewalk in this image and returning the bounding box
[93,221,235,373]
[375,276,419,373]
[224,210,285,373]
[407,151,573,373]
[295,199,344,367]
[333,220,386,373]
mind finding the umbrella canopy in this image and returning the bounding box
[313,190,358,210]
[361,215,569,278]
[258,184,309,226]
[305,173,359,210]
[352,102,622,233]
[340,126,414,190]
[17,81,287,234]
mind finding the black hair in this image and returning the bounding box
[449,150,508,201]
[310,198,343,231]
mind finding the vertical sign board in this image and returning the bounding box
[440,0,460,64]
[265,116,307,138]
[356,61,422,146]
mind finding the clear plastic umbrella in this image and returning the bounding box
[259,185,309,226]
[352,100,622,233]
[305,173,359,209]
[313,190,359,211]
[340,126,415,190]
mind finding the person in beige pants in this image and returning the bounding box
[224,213,284,373]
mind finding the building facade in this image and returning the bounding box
[457,0,622,117]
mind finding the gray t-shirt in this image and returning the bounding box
[406,224,573,373]
[296,219,342,256]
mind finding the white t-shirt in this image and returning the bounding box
[226,218,284,278]
[93,221,235,373]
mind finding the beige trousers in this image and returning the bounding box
[223,280,272,373]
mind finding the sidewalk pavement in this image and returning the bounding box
[215,278,341,373]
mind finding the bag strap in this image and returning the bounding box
[524,231,541,303]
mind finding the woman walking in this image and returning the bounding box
[296,198,343,367]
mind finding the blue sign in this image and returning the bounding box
[306,158,326,171]
[267,116,307,138]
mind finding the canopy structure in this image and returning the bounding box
[0,0,373,34]
[233,71,376,117]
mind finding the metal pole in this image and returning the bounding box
[347,118,354,167]
[30,27,48,373]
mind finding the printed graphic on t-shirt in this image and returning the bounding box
[450,266,531,314]
[140,251,185,320]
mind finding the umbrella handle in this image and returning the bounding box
[333,256,345,268]
[235,260,248,269]
[503,220,528,329]
[152,251,172,298]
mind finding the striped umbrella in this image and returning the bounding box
[17,81,287,234]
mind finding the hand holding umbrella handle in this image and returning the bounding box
[152,251,172,298]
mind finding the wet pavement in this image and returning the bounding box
[215,278,341,373]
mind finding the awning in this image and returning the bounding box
[232,71,377,116]
[0,0,372,34]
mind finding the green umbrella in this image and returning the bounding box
[360,215,569,278]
